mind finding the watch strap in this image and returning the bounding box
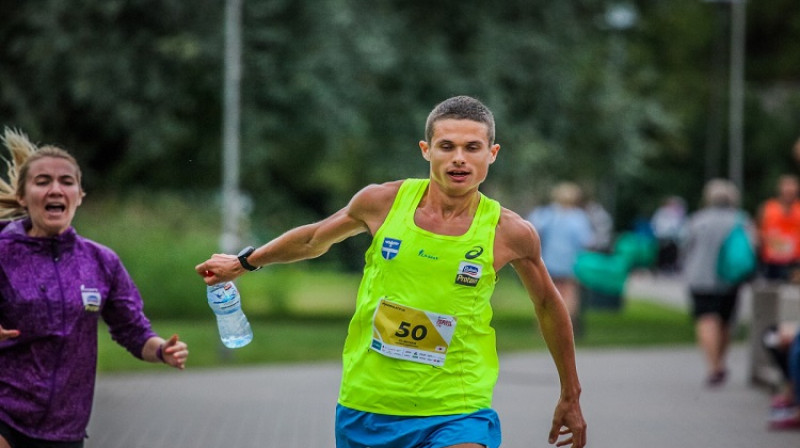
[238,246,261,271]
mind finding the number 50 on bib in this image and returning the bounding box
[370,298,457,367]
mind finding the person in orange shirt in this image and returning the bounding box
[757,174,800,281]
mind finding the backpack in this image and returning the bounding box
[716,219,756,284]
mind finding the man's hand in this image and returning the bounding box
[195,253,244,285]
[548,396,587,447]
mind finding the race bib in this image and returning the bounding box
[370,298,457,367]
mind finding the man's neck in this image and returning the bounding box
[414,184,481,236]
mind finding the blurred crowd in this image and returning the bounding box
[528,138,800,431]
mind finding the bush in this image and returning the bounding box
[74,191,362,320]
[74,191,219,319]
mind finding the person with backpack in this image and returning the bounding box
[681,178,756,387]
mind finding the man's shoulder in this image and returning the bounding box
[494,206,539,268]
[348,180,405,227]
[497,207,534,236]
[354,180,404,203]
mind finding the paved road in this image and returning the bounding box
[87,345,796,447]
[87,274,799,447]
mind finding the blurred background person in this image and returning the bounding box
[792,136,800,166]
[762,322,799,427]
[650,195,687,275]
[768,327,800,430]
[528,182,594,330]
[583,195,614,253]
[0,129,188,448]
[681,178,755,387]
[756,174,800,282]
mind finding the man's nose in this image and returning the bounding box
[452,149,466,165]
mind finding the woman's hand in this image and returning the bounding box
[160,334,188,370]
[0,325,20,342]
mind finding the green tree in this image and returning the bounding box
[3,0,800,244]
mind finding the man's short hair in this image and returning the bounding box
[425,96,495,144]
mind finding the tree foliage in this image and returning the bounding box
[2,0,800,241]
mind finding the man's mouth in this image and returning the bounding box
[448,170,470,180]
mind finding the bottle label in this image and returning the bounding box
[213,297,241,315]
[208,283,242,316]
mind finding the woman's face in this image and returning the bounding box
[17,156,83,237]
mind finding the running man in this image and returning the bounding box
[196,95,586,448]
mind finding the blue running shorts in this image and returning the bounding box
[335,404,501,448]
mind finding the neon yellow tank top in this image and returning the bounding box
[338,178,502,415]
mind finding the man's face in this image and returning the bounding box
[419,118,500,196]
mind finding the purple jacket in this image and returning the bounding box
[0,218,157,442]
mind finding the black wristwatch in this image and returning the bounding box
[237,246,261,271]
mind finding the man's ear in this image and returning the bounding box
[489,143,500,164]
[419,140,431,161]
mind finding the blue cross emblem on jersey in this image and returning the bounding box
[381,238,402,260]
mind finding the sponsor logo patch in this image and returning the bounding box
[454,261,482,287]
[381,238,402,260]
[81,285,102,312]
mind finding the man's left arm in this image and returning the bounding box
[496,210,587,447]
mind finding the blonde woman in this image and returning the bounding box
[0,129,188,448]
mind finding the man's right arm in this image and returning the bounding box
[195,181,401,284]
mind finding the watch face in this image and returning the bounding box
[238,246,254,257]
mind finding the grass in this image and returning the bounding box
[96,299,697,373]
[97,318,350,372]
[75,193,699,373]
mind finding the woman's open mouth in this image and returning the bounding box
[45,203,66,214]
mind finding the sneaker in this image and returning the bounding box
[706,370,727,388]
[770,405,798,422]
[768,411,800,430]
[771,394,794,409]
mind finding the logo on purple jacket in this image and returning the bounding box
[81,285,102,312]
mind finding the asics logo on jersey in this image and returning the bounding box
[465,246,484,259]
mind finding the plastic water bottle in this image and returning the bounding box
[207,281,253,348]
